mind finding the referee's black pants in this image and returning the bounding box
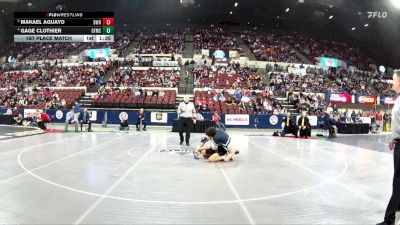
[384,141,400,224]
[179,117,193,144]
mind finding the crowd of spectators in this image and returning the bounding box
[0,87,83,109]
[135,29,185,54]
[194,88,284,115]
[105,67,180,88]
[23,43,83,62]
[35,63,111,88]
[0,62,109,110]
[1,43,38,62]
[269,72,331,94]
[269,68,395,97]
[117,55,179,67]
[327,69,394,96]
[282,34,374,71]
[287,92,330,115]
[193,64,263,89]
[194,28,241,53]
[95,87,169,99]
[242,31,304,63]
[0,63,110,92]
[92,87,176,109]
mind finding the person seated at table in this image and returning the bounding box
[281,112,298,137]
[345,114,353,123]
[78,108,93,132]
[351,110,358,122]
[354,115,362,123]
[14,113,23,126]
[64,107,78,132]
[297,111,311,139]
[136,108,147,131]
[120,118,129,131]
[326,114,338,138]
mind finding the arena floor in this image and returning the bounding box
[0,127,396,224]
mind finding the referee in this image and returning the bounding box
[378,69,400,225]
[177,96,196,146]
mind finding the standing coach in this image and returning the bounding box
[177,96,195,146]
[378,69,400,225]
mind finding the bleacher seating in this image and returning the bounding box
[135,29,185,54]
[92,89,176,109]
[194,28,241,53]
[107,68,180,88]
[242,31,304,63]
[194,89,276,114]
[193,65,262,89]
[0,88,85,109]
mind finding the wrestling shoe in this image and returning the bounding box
[193,150,199,160]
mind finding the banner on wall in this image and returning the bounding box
[380,96,397,105]
[24,109,37,118]
[151,112,168,123]
[360,117,372,124]
[296,116,318,126]
[355,95,377,105]
[152,61,179,67]
[89,111,97,121]
[55,110,64,120]
[327,93,352,104]
[225,114,249,125]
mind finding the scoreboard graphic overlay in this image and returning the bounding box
[14,12,114,43]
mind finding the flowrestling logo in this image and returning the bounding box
[367,11,388,19]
